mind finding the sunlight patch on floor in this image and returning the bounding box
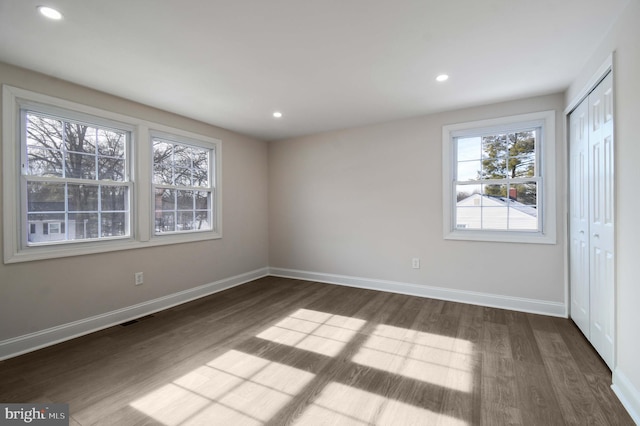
[256,308,366,357]
[353,324,474,393]
[130,349,315,425]
[293,382,468,426]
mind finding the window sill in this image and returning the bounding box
[4,231,222,264]
[444,229,556,244]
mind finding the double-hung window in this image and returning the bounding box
[23,109,132,245]
[442,111,556,244]
[152,133,215,235]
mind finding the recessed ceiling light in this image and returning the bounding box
[37,6,63,20]
[436,74,449,82]
[273,112,283,118]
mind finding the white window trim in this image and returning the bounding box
[442,110,556,244]
[3,85,222,264]
[19,103,135,248]
[148,129,221,241]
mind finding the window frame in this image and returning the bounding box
[3,85,222,264]
[150,130,219,239]
[442,110,556,244]
[20,105,134,248]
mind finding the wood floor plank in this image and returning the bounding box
[482,306,507,324]
[555,319,611,377]
[584,373,635,425]
[543,359,609,425]
[513,360,566,426]
[482,322,512,357]
[0,277,633,426]
[505,311,544,365]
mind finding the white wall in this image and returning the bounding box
[566,0,640,421]
[0,62,269,345]
[269,93,566,312]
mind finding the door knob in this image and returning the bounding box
[593,233,600,238]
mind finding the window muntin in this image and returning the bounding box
[152,136,214,235]
[454,129,540,232]
[22,110,131,246]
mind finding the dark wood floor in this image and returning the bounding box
[0,276,633,425]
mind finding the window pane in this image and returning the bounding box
[483,183,507,199]
[457,160,481,181]
[510,183,537,206]
[192,148,209,187]
[102,186,127,211]
[98,157,125,181]
[155,188,175,210]
[482,207,508,230]
[194,211,211,230]
[27,147,63,177]
[65,123,96,154]
[153,163,173,185]
[192,169,208,187]
[102,213,127,237]
[456,137,481,162]
[153,141,173,164]
[174,167,191,187]
[177,211,194,231]
[195,191,210,210]
[455,184,481,229]
[511,153,535,178]
[481,133,509,180]
[26,114,63,150]
[455,207,481,230]
[155,212,175,232]
[177,190,194,210]
[456,184,480,203]
[153,141,173,184]
[97,129,125,157]
[481,155,507,179]
[174,145,192,168]
[69,213,99,239]
[68,184,99,211]
[65,152,96,179]
[481,184,508,229]
[27,182,65,212]
[508,131,535,156]
[482,134,508,159]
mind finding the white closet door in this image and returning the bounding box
[588,71,615,369]
[569,98,590,338]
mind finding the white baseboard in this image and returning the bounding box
[0,265,568,361]
[613,368,640,425]
[0,267,269,361]
[269,267,567,317]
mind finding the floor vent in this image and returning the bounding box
[120,314,155,327]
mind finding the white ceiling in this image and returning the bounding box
[0,0,629,141]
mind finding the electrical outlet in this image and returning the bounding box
[412,258,420,269]
[135,272,144,285]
